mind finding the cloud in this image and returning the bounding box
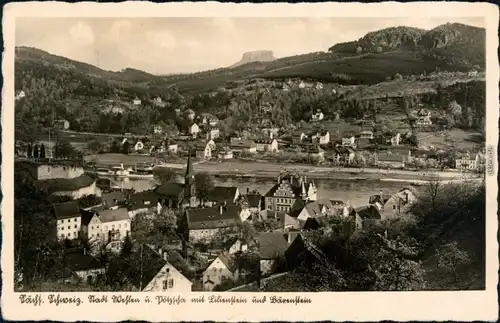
[108,19,133,40]
[69,22,95,47]
[145,30,177,50]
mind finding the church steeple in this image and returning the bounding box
[184,148,196,206]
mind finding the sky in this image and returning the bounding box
[16,17,485,75]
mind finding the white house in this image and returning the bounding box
[99,208,131,242]
[15,90,26,100]
[341,133,357,148]
[255,138,279,153]
[196,142,213,159]
[128,245,193,292]
[80,210,103,241]
[311,130,330,145]
[202,253,238,291]
[134,140,144,152]
[455,152,480,170]
[185,205,242,243]
[315,82,324,90]
[311,110,324,122]
[132,98,142,106]
[153,125,163,134]
[188,123,200,136]
[54,201,82,241]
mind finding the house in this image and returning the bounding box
[376,153,406,168]
[383,187,418,218]
[303,145,325,160]
[259,232,289,276]
[128,190,159,218]
[188,123,200,136]
[125,245,193,292]
[134,140,145,152]
[455,152,480,170]
[80,209,103,241]
[195,142,213,159]
[206,127,220,140]
[354,205,383,228]
[255,138,279,153]
[54,201,82,240]
[225,238,249,255]
[298,81,306,89]
[415,109,432,126]
[262,127,280,139]
[217,148,234,159]
[163,139,178,154]
[264,173,317,213]
[284,233,327,271]
[359,130,374,140]
[99,208,131,242]
[132,98,141,106]
[311,130,330,145]
[102,191,127,210]
[245,192,263,214]
[201,114,219,127]
[311,110,324,122]
[468,69,478,77]
[206,186,240,206]
[54,119,70,130]
[384,131,401,146]
[153,97,165,107]
[230,138,257,153]
[64,249,105,283]
[292,131,308,143]
[156,181,186,209]
[202,253,238,291]
[15,90,26,100]
[315,82,324,90]
[333,146,355,165]
[341,133,357,148]
[153,125,163,134]
[296,199,336,221]
[279,213,301,231]
[183,204,242,243]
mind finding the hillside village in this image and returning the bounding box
[14,21,487,292]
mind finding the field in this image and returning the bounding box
[417,129,483,151]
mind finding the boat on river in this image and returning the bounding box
[94,163,154,179]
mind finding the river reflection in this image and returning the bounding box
[108,176,412,208]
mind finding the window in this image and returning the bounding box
[163,280,168,290]
[67,233,70,237]
[221,275,226,281]
[97,233,100,237]
[60,234,64,239]
[124,223,127,228]
[74,225,77,228]
[393,205,396,210]
[206,275,210,281]
[166,268,170,273]
[68,226,70,229]
[168,279,174,288]
[97,225,99,228]
[74,218,77,222]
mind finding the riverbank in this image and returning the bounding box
[85,154,482,184]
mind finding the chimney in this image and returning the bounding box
[158,247,162,256]
[270,132,273,139]
[219,205,224,214]
[163,251,168,262]
[379,190,383,200]
[247,187,249,194]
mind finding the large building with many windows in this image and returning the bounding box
[264,173,318,213]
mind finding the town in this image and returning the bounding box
[14,19,487,293]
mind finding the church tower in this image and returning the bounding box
[184,149,196,207]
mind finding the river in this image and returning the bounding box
[107,176,417,208]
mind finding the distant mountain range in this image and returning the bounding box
[15,22,485,93]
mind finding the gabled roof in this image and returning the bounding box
[230,138,256,149]
[98,208,130,223]
[264,174,315,199]
[156,182,184,197]
[125,244,167,290]
[186,205,241,230]
[354,205,382,220]
[255,138,276,144]
[102,191,126,208]
[341,132,356,138]
[128,190,158,211]
[259,232,289,260]
[65,249,104,272]
[279,213,301,229]
[246,194,262,208]
[80,209,98,226]
[53,201,81,220]
[210,253,237,273]
[207,186,238,203]
[301,199,334,218]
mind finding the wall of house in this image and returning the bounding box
[37,165,85,180]
[102,219,131,241]
[87,215,103,240]
[203,258,236,291]
[266,196,297,213]
[128,206,157,219]
[189,228,222,243]
[75,268,106,281]
[143,263,193,292]
[260,259,276,276]
[57,216,82,240]
[52,181,98,200]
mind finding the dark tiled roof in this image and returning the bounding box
[53,201,81,220]
[186,205,241,230]
[102,191,126,208]
[246,194,262,208]
[230,138,256,149]
[354,205,382,220]
[255,138,275,144]
[65,250,104,272]
[264,174,314,198]
[80,209,96,226]
[207,186,238,203]
[156,182,184,197]
[259,232,289,260]
[128,190,158,211]
[98,208,130,223]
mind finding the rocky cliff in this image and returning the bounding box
[231,50,276,68]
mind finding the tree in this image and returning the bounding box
[436,242,470,283]
[195,172,215,206]
[121,141,130,155]
[110,140,121,153]
[154,167,176,185]
[87,140,102,154]
[425,176,442,214]
[39,144,46,159]
[54,139,76,159]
